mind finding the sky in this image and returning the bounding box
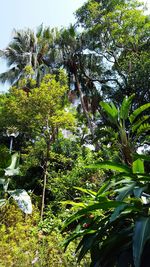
[0,0,85,91]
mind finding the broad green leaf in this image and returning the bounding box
[4,153,20,176]
[86,161,131,173]
[110,203,128,222]
[9,189,32,214]
[120,94,135,120]
[100,101,118,124]
[63,200,124,228]
[116,183,136,201]
[133,217,150,267]
[132,159,144,174]
[129,103,150,124]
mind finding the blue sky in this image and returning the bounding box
[0,0,85,90]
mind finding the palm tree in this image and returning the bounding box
[56,26,103,145]
[0,25,56,85]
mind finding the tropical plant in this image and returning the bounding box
[63,156,150,267]
[97,94,150,165]
[75,0,150,105]
[0,26,58,85]
[62,97,150,267]
[0,70,75,219]
[0,152,32,214]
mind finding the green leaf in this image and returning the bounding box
[116,183,136,201]
[9,189,32,214]
[60,200,86,208]
[76,234,96,262]
[129,103,150,124]
[110,203,128,222]
[96,181,111,196]
[86,161,131,173]
[63,200,124,229]
[133,217,150,267]
[100,101,118,124]
[136,123,150,137]
[74,187,96,197]
[132,115,149,133]
[133,153,150,162]
[4,153,20,176]
[132,159,144,174]
[120,94,135,120]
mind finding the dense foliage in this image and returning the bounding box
[0,0,149,266]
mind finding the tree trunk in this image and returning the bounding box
[74,73,95,139]
[40,139,50,220]
[40,161,48,220]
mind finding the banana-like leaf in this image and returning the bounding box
[133,217,150,267]
[132,159,144,174]
[120,94,135,120]
[129,103,150,124]
[86,161,131,173]
[100,101,118,124]
[132,115,149,133]
[4,153,19,176]
[9,189,32,214]
[63,200,124,228]
[136,123,150,137]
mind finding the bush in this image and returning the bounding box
[0,204,90,267]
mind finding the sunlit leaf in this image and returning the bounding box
[132,159,144,174]
[129,103,150,123]
[9,189,32,214]
[86,161,131,173]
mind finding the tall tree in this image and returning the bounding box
[75,0,150,106]
[0,70,74,219]
[55,26,103,146]
[0,26,59,86]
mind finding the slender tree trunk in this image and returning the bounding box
[40,162,47,220]
[40,139,50,220]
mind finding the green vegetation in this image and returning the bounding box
[0,0,149,266]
